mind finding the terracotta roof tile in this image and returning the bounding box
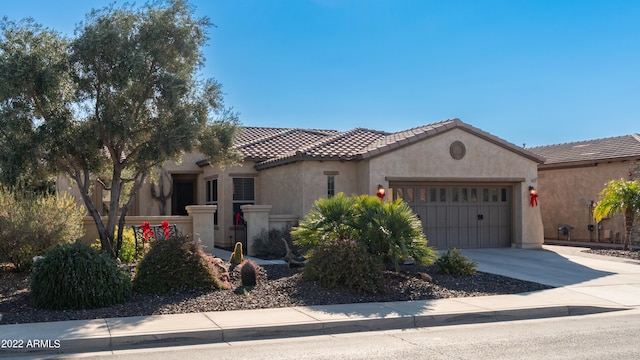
[198,120,545,168]
[235,128,338,160]
[528,134,640,165]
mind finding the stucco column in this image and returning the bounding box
[241,205,272,256]
[186,205,217,254]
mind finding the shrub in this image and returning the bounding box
[292,193,436,270]
[435,248,478,276]
[291,193,357,251]
[303,239,385,294]
[353,195,436,269]
[239,259,259,287]
[133,235,229,294]
[91,226,139,264]
[30,242,131,310]
[252,227,298,260]
[0,187,85,272]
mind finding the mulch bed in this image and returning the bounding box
[0,261,553,325]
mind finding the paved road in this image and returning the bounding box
[37,309,640,360]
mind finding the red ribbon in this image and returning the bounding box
[530,193,539,207]
[141,221,152,242]
[235,213,241,228]
[161,221,170,238]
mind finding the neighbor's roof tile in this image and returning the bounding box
[528,134,640,165]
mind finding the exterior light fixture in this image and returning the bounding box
[376,184,385,200]
[528,186,538,207]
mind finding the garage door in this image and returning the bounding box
[390,184,512,249]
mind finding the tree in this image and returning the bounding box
[0,1,241,258]
[594,179,640,250]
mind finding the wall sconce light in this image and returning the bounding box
[529,186,538,206]
[376,184,385,200]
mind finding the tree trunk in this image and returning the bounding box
[624,208,634,251]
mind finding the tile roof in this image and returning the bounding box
[527,134,640,166]
[198,119,545,169]
[235,128,340,161]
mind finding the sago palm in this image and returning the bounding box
[593,179,640,250]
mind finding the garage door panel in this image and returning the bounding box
[392,184,512,249]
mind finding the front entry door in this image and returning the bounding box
[172,175,197,215]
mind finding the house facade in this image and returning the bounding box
[528,134,640,244]
[69,118,545,250]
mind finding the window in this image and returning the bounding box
[327,176,335,198]
[233,178,255,223]
[205,178,218,225]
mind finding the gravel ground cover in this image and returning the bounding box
[2,247,636,326]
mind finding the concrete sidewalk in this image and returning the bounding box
[1,245,639,357]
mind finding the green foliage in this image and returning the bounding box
[30,242,131,310]
[0,187,85,272]
[133,235,229,295]
[252,227,298,260]
[292,193,436,270]
[291,193,357,250]
[304,239,385,294]
[435,248,478,276]
[230,242,244,264]
[92,227,139,264]
[594,179,640,250]
[0,1,241,259]
[239,259,259,287]
[353,195,435,269]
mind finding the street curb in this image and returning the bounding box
[0,305,629,357]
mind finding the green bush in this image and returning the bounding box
[0,187,85,272]
[133,235,229,294]
[252,227,298,260]
[92,227,139,264]
[435,248,478,276]
[292,193,436,270]
[303,239,385,294]
[30,242,131,310]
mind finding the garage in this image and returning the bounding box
[390,183,512,249]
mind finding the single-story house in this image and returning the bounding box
[528,134,640,244]
[67,118,546,250]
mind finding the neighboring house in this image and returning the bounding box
[528,134,640,244]
[67,118,546,250]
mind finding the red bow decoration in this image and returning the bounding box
[161,221,170,238]
[235,213,242,228]
[141,221,153,242]
[530,193,539,207]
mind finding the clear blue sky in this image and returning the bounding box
[3,0,639,147]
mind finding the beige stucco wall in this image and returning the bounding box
[366,128,543,248]
[537,161,634,243]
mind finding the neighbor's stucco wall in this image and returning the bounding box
[366,128,543,248]
[537,161,636,243]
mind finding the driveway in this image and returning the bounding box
[461,245,640,307]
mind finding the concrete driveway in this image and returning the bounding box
[461,245,640,307]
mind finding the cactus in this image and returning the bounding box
[239,259,258,287]
[230,242,244,264]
